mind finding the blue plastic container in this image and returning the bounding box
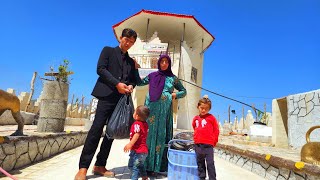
[167,140,199,180]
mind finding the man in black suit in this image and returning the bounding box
[75,28,138,180]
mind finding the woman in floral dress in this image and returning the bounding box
[135,54,187,174]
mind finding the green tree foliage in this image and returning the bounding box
[56,59,73,83]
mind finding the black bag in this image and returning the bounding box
[106,94,134,139]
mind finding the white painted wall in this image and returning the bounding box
[176,42,203,130]
[129,36,205,130]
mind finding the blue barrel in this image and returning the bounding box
[167,140,199,180]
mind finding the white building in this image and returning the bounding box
[113,10,215,130]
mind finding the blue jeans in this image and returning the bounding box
[128,151,148,180]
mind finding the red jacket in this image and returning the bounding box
[192,114,219,146]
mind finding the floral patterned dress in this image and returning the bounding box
[137,75,186,172]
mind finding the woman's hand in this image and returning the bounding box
[172,92,177,99]
[132,58,141,69]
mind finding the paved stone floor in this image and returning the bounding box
[0,125,85,136]
[0,137,265,180]
[0,125,302,164]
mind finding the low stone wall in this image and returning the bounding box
[0,131,88,172]
[0,111,36,125]
[65,117,86,126]
[215,143,320,180]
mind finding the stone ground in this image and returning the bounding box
[1,139,264,180]
[0,125,266,179]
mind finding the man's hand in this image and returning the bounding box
[124,143,133,153]
[116,83,130,94]
[128,85,133,93]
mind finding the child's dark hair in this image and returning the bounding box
[136,105,150,121]
[197,95,212,109]
[121,28,137,40]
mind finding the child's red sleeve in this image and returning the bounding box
[211,115,220,145]
[192,116,196,129]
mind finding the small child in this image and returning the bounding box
[124,105,150,180]
[192,95,220,180]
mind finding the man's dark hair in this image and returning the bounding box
[122,28,137,40]
[136,105,150,121]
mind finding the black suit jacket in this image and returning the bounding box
[91,46,137,98]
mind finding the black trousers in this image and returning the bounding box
[79,95,121,169]
[195,144,217,180]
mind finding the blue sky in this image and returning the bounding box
[0,0,319,123]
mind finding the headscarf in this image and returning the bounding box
[148,54,174,102]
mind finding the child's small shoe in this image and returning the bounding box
[146,171,156,177]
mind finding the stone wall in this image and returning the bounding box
[3,88,91,119]
[0,111,36,125]
[0,131,87,171]
[64,117,86,126]
[215,144,320,180]
[0,113,87,126]
[287,89,320,148]
[272,98,289,148]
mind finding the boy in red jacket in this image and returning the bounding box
[192,95,219,180]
